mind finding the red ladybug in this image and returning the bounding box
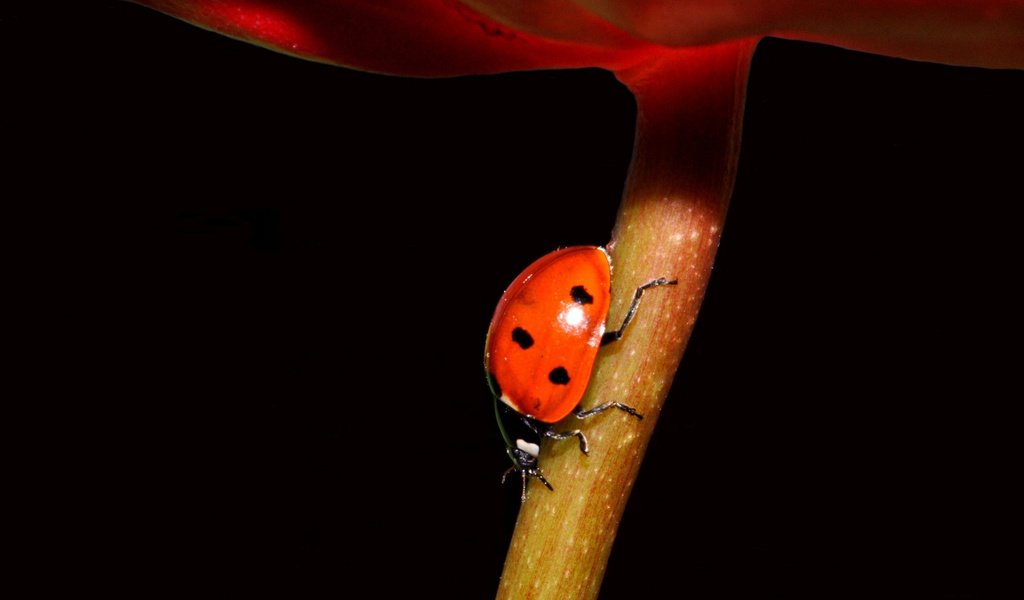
[485,246,676,501]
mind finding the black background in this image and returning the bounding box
[6,2,1022,597]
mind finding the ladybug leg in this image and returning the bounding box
[501,465,517,485]
[601,277,678,345]
[502,468,527,503]
[531,469,553,492]
[543,428,590,455]
[575,402,644,420]
[521,469,554,503]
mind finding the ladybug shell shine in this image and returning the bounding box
[485,246,612,423]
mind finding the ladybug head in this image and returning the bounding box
[512,438,540,468]
[502,438,553,503]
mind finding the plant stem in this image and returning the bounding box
[496,39,757,599]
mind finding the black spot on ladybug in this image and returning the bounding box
[512,327,534,350]
[570,285,594,305]
[549,367,570,385]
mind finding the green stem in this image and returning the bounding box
[496,39,757,600]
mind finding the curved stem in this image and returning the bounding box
[495,39,757,599]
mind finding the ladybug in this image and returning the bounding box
[485,246,677,501]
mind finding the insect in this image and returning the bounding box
[485,246,677,502]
